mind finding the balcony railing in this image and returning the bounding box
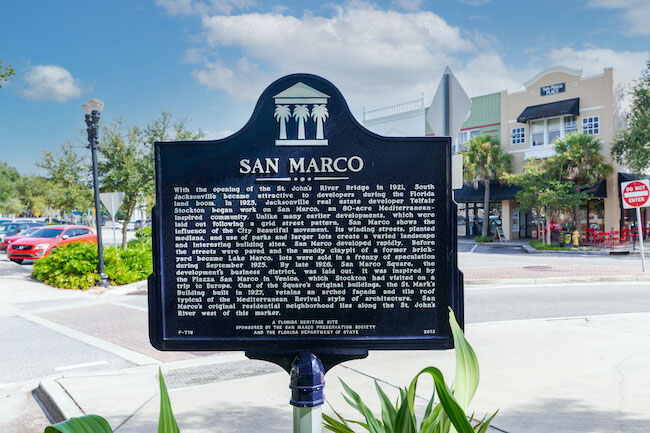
[363,97,425,122]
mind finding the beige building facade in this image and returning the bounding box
[499,67,620,240]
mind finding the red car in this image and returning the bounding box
[7,225,97,264]
[0,227,42,252]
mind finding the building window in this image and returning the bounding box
[548,118,561,144]
[455,128,481,151]
[531,120,544,146]
[564,116,577,134]
[582,116,599,135]
[511,127,525,145]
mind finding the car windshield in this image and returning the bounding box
[18,228,39,236]
[0,224,18,232]
[30,228,63,238]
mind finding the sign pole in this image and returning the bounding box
[111,195,117,247]
[636,207,646,272]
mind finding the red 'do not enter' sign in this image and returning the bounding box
[622,180,650,209]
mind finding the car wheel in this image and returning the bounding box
[10,259,24,264]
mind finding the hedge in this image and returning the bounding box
[32,240,152,290]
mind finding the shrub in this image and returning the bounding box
[474,235,492,243]
[324,310,497,433]
[136,226,152,238]
[32,240,152,290]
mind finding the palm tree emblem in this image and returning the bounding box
[293,105,310,139]
[274,105,291,140]
[311,104,328,139]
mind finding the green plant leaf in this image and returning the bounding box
[449,308,479,411]
[158,368,180,433]
[375,380,396,433]
[474,410,499,433]
[323,413,356,433]
[340,379,384,433]
[45,415,113,433]
[407,367,474,433]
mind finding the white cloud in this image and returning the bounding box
[456,52,532,96]
[22,65,83,102]
[589,0,650,36]
[546,47,649,87]
[203,129,236,139]
[156,0,256,15]
[193,3,475,109]
[391,0,423,11]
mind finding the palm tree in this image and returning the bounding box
[274,105,291,140]
[293,105,310,139]
[553,132,613,235]
[461,135,513,238]
[311,104,329,139]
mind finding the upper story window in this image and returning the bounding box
[531,120,545,147]
[454,128,481,152]
[511,127,525,145]
[582,116,599,135]
[564,116,577,134]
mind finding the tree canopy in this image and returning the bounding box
[611,59,650,174]
[0,161,21,215]
[0,60,15,88]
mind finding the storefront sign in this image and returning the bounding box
[540,82,565,96]
[621,179,650,209]
[148,74,463,353]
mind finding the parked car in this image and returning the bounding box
[0,221,45,242]
[0,227,42,252]
[134,219,150,230]
[7,225,97,264]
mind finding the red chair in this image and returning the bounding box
[598,232,611,248]
[612,231,623,247]
[584,228,595,244]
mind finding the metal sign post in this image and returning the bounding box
[621,179,650,272]
[636,207,646,272]
[148,74,463,432]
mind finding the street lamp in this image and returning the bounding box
[83,99,110,288]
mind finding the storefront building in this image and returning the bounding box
[363,66,622,240]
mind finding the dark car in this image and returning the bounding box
[0,221,45,243]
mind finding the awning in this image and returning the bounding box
[582,179,607,198]
[454,177,607,203]
[453,181,520,203]
[516,98,580,123]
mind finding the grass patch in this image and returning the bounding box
[529,240,599,252]
[474,235,493,243]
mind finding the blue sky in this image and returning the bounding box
[1,0,649,174]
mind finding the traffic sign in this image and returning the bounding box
[621,179,650,209]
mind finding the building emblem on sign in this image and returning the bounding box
[274,82,330,146]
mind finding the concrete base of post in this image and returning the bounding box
[293,406,322,433]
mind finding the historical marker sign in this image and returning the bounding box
[148,74,463,353]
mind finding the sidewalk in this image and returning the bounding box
[37,312,650,433]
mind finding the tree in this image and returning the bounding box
[505,157,585,245]
[461,135,512,237]
[274,105,291,139]
[293,105,309,139]
[0,161,21,215]
[0,60,15,88]
[38,143,93,217]
[16,175,50,216]
[311,104,328,139]
[612,58,650,174]
[99,112,204,249]
[553,133,612,234]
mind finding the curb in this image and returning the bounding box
[465,273,650,286]
[34,379,84,423]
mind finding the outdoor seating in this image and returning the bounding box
[598,231,611,248]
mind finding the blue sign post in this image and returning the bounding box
[148,74,463,432]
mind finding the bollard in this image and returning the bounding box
[290,353,325,433]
